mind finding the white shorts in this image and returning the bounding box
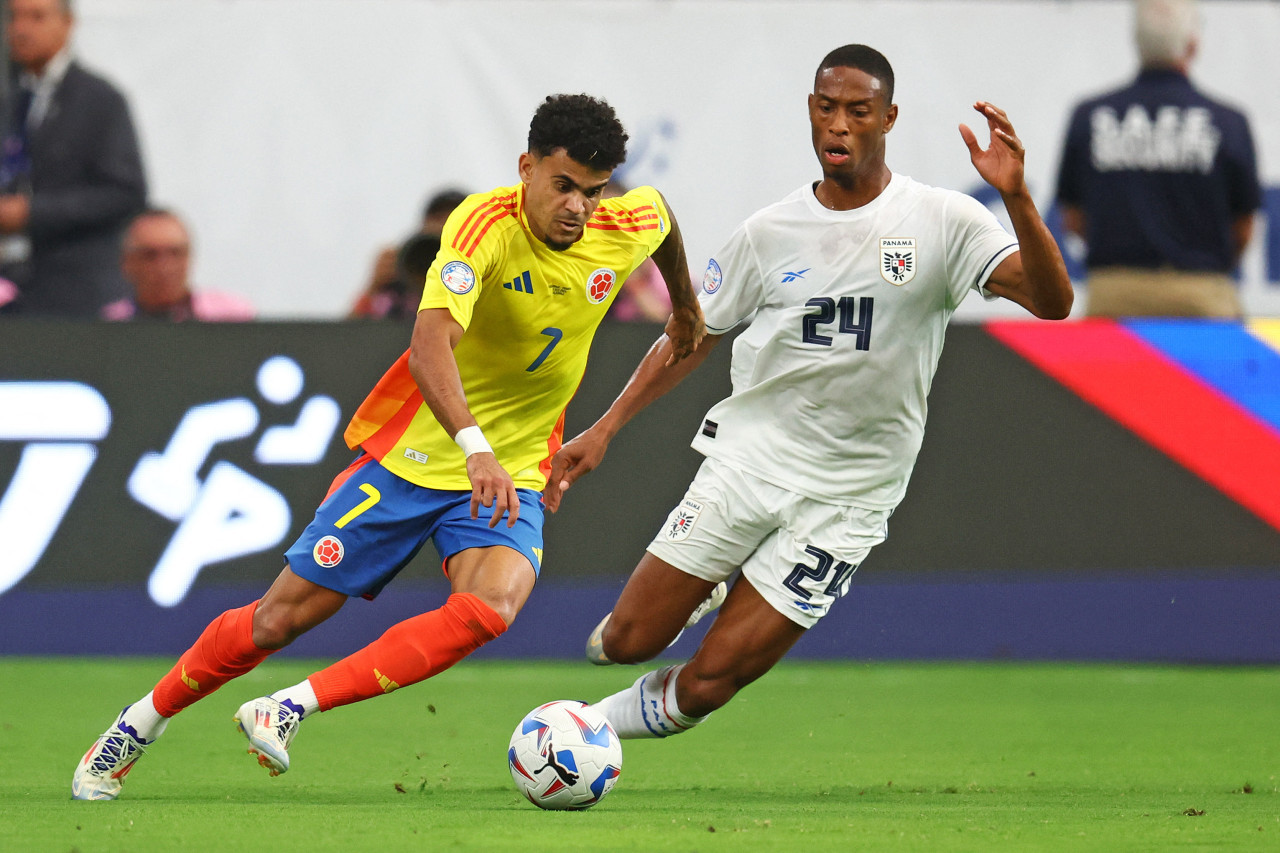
[645,457,892,628]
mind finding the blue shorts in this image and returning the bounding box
[285,453,545,599]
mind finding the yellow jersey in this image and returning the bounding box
[344,183,670,490]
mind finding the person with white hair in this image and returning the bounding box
[1055,0,1261,317]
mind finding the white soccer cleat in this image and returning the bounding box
[234,697,302,777]
[685,581,728,629]
[585,612,614,666]
[585,581,728,666]
[72,709,150,801]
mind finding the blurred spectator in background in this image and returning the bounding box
[0,0,147,316]
[604,178,671,322]
[102,208,253,322]
[1055,0,1260,318]
[349,188,466,319]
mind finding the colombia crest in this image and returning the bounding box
[313,535,344,567]
[586,268,616,304]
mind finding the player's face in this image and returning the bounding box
[519,148,611,252]
[808,66,897,184]
[6,0,72,73]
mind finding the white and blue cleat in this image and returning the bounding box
[72,708,150,801]
[234,696,302,776]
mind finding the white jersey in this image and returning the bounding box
[691,173,1018,509]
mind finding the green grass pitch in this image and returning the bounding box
[2,657,1276,851]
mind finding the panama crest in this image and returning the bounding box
[664,499,703,541]
[879,238,916,285]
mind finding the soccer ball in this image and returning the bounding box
[508,700,622,810]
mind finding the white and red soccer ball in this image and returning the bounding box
[508,700,622,810]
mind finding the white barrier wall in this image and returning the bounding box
[76,0,1279,319]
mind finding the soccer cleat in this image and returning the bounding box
[686,581,728,628]
[585,581,728,666]
[234,697,301,776]
[585,612,614,666]
[72,709,150,801]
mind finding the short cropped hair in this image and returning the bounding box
[815,44,895,105]
[1135,0,1199,68]
[527,94,628,172]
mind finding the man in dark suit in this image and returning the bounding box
[0,0,146,316]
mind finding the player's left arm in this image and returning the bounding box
[959,101,1073,320]
[648,192,707,364]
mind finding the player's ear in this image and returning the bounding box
[518,152,536,184]
[882,103,898,134]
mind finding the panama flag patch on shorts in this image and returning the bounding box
[664,499,703,541]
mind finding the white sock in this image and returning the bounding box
[119,691,169,743]
[270,679,320,718]
[591,663,708,739]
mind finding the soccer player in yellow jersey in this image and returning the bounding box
[72,94,706,800]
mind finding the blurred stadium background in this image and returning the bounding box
[31,0,1280,319]
[1,0,1278,663]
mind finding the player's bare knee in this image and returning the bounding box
[600,617,661,665]
[251,604,301,650]
[465,590,522,628]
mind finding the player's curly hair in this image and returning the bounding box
[816,44,895,106]
[527,94,629,172]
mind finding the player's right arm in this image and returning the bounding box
[543,332,722,513]
[648,192,706,365]
[408,308,519,528]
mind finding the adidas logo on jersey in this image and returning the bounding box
[503,270,533,293]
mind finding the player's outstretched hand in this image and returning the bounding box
[959,101,1027,197]
[543,428,610,514]
[664,302,706,366]
[465,453,520,528]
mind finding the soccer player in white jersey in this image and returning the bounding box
[542,44,1073,740]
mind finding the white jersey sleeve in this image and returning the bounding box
[698,222,764,334]
[944,192,1019,308]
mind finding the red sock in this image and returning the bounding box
[308,593,507,712]
[151,602,274,717]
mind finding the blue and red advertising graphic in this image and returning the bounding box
[988,319,1280,533]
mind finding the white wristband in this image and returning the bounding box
[454,425,493,457]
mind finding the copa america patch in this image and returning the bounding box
[440,260,476,294]
[702,259,723,295]
[663,499,704,542]
[880,238,916,285]
[313,535,344,567]
[586,268,616,304]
